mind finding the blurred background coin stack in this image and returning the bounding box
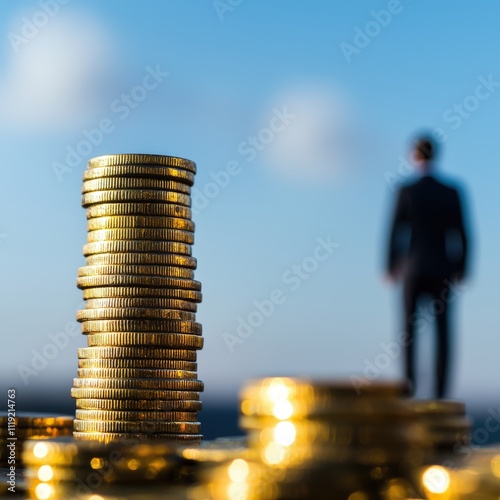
[420,448,500,500]
[22,437,193,500]
[71,154,203,444]
[0,413,73,467]
[233,378,472,500]
[408,400,471,466]
[0,413,73,495]
[13,378,475,500]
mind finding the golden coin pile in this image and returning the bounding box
[421,448,500,499]
[408,399,471,463]
[22,437,190,500]
[0,413,73,469]
[13,380,475,500]
[235,378,472,500]
[72,154,203,443]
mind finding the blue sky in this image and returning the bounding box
[1,1,500,406]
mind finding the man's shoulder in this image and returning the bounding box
[405,175,462,194]
[431,176,465,198]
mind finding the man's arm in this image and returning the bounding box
[387,187,410,278]
[451,188,469,280]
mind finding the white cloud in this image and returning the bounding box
[264,83,362,183]
[0,10,120,131]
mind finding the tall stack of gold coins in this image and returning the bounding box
[71,154,203,443]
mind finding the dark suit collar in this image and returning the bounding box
[419,169,437,180]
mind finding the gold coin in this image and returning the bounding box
[240,379,411,420]
[24,466,81,482]
[82,190,191,207]
[240,396,414,421]
[86,202,192,219]
[83,241,192,256]
[86,228,194,244]
[85,252,196,268]
[87,215,195,231]
[23,450,187,482]
[77,346,197,360]
[77,275,201,290]
[406,400,466,416]
[75,410,198,422]
[182,437,248,459]
[75,399,202,411]
[242,378,409,401]
[73,432,203,443]
[77,368,198,379]
[77,308,196,322]
[87,154,196,173]
[78,358,197,370]
[0,413,73,428]
[82,177,191,194]
[0,427,72,438]
[74,420,201,433]
[83,165,195,185]
[80,319,202,334]
[179,437,248,463]
[22,438,81,466]
[23,441,190,471]
[86,333,204,349]
[83,297,197,311]
[73,378,204,391]
[22,442,100,468]
[78,265,195,279]
[23,436,183,466]
[82,287,202,302]
[71,388,200,401]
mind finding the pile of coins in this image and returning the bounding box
[421,448,500,499]
[12,381,475,500]
[0,413,73,495]
[236,378,471,499]
[408,400,471,465]
[1,413,73,467]
[22,437,191,500]
[71,154,203,443]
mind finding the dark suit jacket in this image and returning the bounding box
[387,175,469,280]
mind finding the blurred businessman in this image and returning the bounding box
[386,135,469,398]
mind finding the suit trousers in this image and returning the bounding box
[403,275,451,398]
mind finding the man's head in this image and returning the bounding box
[412,135,438,172]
